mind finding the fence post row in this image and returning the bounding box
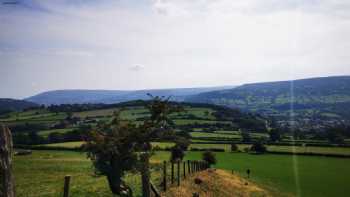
[161,160,209,193]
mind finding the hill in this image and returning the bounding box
[186,76,350,121]
[0,98,38,113]
[25,86,236,105]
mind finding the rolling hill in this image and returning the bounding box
[186,76,350,120]
[25,86,236,105]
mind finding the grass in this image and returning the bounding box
[38,128,76,137]
[173,119,231,126]
[38,141,350,156]
[73,108,119,118]
[190,131,241,139]
[190,131,269,139]
[163,169,271,197]
[14,150,350,197]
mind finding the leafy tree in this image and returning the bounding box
[202,151,217,167]
[28,131,44,144]
[170,137,190,162]
[230,143,238,152]
[269,128,281,142]
[136,96,182,197]
[170,145,185,162]
[250,141,267,154]
[84,112,138,196]
[326,127,345,144]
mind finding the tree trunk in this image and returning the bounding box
[106,157,123,195]
[140,153,151,197]
[107,173,122,195]
[0,125,15,197]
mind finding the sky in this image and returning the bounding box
[0,0,350,99]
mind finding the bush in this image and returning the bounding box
[170,146,185,162]
[202,151,217,166]
[250,142,267,154]
[230,143,238,152]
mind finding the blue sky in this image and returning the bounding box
[1,0,350,98]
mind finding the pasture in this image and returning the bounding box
[13,150,350,197]
[38,141,350,156]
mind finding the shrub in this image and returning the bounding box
[170,145,185,162]
[202,151,217,166]
[250,142,267,154]
[230,143,238,152]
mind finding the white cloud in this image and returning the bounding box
[129,65,145,71]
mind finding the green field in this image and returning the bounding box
[13,150,350,197]
[38,128,76,137]
[190,131,241,138]
[37,141,350,156]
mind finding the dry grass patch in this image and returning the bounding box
[162,169,271,197]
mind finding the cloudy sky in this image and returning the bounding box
[1,0,350,98]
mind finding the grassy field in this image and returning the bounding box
[38,128,76,137]
[13,150,350,197]
[190,131,269,139]
[38,141,350,156]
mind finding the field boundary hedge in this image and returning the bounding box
[267,151,350,158]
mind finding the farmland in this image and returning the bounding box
[13,150,350,197]
[3,101,350,196]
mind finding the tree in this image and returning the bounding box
[28,131,43,144]
[230,143,238,152]
[202,151,217,167]
[84,112,138,196]
[250,141,267,154]
[326,127,345,144]
[170,145,185,162]
[136,96,182,197]
[269,128,281,142]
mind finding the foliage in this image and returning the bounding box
[170,145,185,162]
[230,143,238,152]
[250,141,267,154]
[202,151,217,166]
[269,128,282,142]
[84,112,138,195]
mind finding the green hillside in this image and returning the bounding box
[186,76,350,127]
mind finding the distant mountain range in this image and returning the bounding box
[25,86,236,105]
[0,98,38,112]
[2,76,350,122]
[186,76,350,120]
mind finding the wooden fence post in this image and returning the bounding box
[171,162,174,184]
[187,160,190,174]
[177,161,180,186]
[163,161,167,191]
[63,175,71,197]
[183,162,186,179]
[0,125,15,197]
